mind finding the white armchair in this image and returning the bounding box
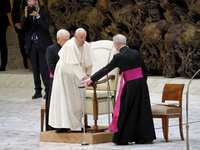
[85,40,119,132]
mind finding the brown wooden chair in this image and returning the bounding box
[41,100,46,132]
[151,84,185,142]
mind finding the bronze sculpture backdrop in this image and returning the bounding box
[44,0,200,78]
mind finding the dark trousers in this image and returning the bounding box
[45,77,55,131]
[30,42,49,93]
[0,25,8,70]
[17,29,28,69]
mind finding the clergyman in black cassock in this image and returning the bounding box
[45,29,70,131]
[81,34,156,145]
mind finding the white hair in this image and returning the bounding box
[57,29,70,38]
[75,28,86,35]
[113,34,127,44]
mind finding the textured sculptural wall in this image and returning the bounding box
[45,0,200,78]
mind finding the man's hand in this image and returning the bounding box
[81,78,92,87]
[25,6,40,18]
[83,75,89,80]
[30,11,40,17]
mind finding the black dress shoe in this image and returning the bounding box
[0,68,5,71]
[32,92,42,99]
[116,141,128,145]
[43,94,47,99]
[72,127,87,133]
[85,125,91,128]
[55,128,70,133]
[135,140,153,144]
[24,65,29,69]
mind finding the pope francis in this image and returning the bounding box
[49,28,95,132]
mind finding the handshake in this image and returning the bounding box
[81,77,92,87]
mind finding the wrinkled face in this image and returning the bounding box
[28,0,39,11]
[57,33,70,47]
[74,30,87,47]
[113,41,120,51]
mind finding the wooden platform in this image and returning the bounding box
[40,126,114,144]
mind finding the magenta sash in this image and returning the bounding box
[108,67,143,132]
[50,72,54,78]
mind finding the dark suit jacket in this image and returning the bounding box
[0,0,11,28]
[21,7,52,54]
[11,0,27,33]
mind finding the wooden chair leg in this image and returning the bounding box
[94,118,98,131]
[93,100,98,132]
[179,117,184,140]
[165,117,169,142]
[41,109,44,132]
[162,118,166,139]
[84,114,89,128]
[162,117,169,142]
[93,111,98,131]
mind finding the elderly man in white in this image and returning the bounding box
[49,28,95,133]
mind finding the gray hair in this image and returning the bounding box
[113,34,127,44]
[75,28,86,35]
[57,29,70,38]
[27,0,38,4]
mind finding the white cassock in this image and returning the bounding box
[49,37,95,131]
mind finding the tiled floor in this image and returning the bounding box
[0,69,200,150]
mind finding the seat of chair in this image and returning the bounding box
[86,90,115,98]
[151,104,181,115]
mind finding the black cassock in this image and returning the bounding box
[45,43,61,131]
[90,46,156,143]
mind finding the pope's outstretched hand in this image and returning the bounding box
[81,78,92,87]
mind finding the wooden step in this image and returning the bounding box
[40,126,114,144]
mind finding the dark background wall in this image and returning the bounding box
[6,0,200,78]
[45,0,200,78]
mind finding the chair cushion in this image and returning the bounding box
[151,104,181,115]
[86,90,115,98]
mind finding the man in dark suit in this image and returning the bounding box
[0,0,11,71]
[11,0,29,69]
[45,29,70,131]
[21,0,52,99]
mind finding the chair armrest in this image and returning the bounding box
[96,75,115,84]
[87,75,115,87]
[87,75,115,101]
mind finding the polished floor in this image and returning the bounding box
[0,69,200,150]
